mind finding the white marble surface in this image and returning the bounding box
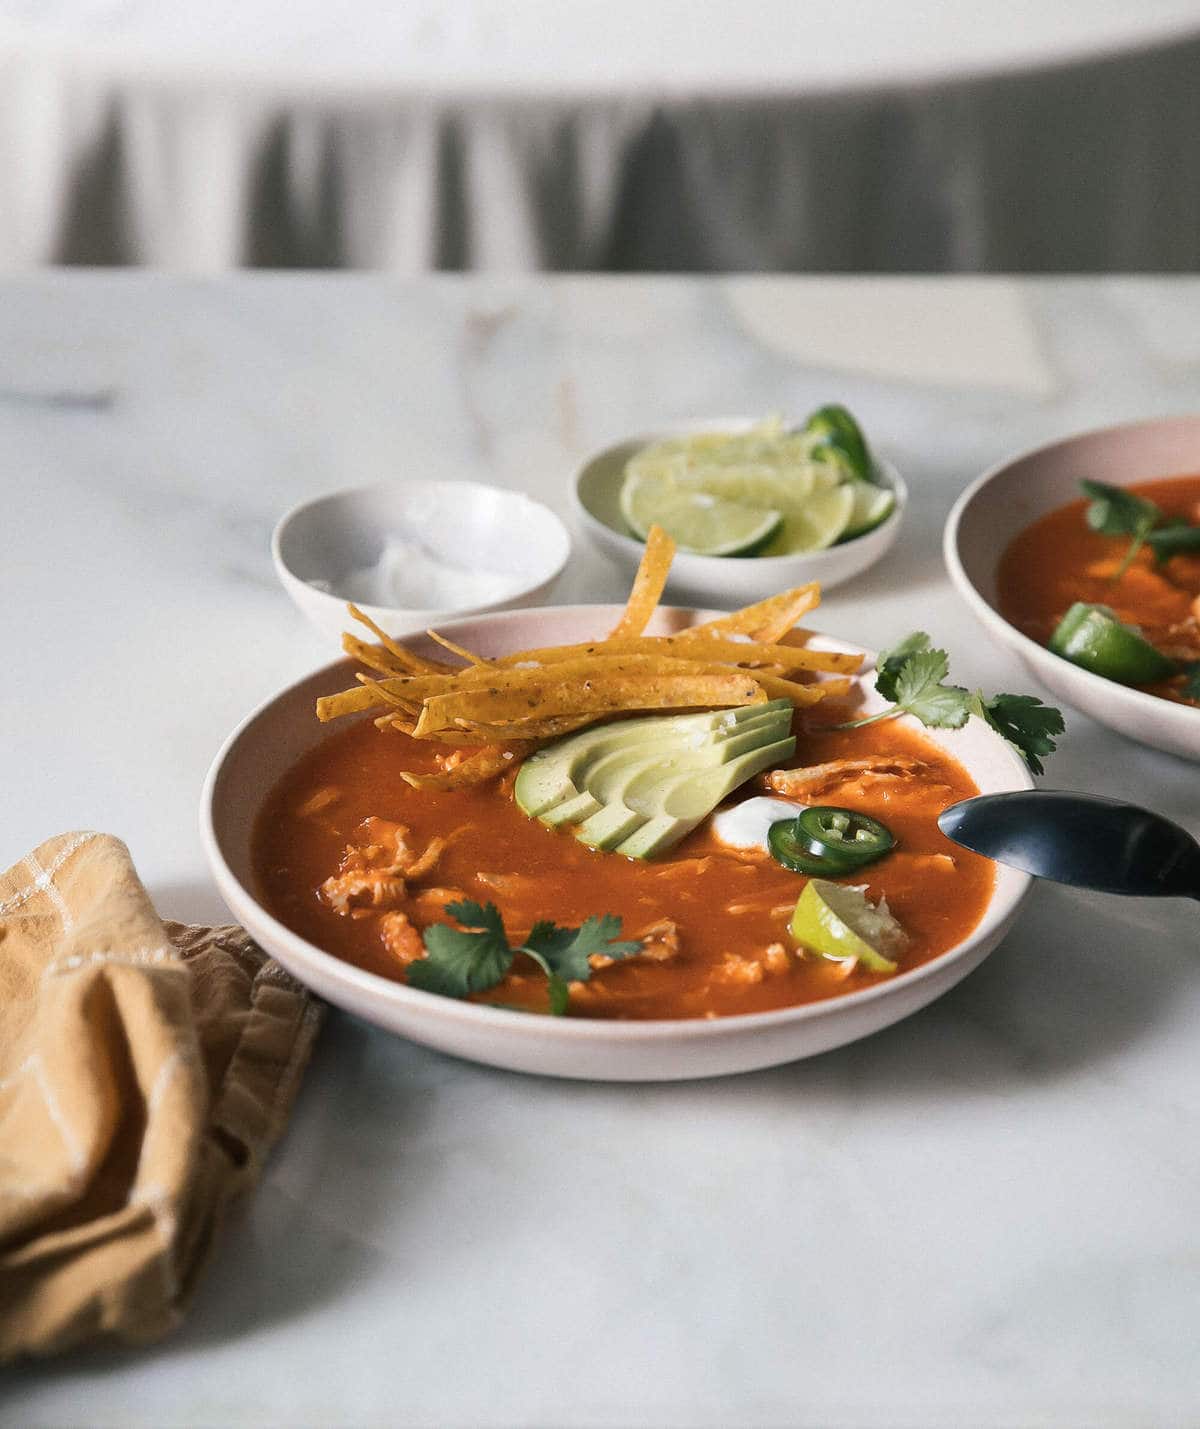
[2,274,1200,1426]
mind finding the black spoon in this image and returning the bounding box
[938,791,1200,900]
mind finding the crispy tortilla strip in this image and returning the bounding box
[341,632,414,677]
[688,585,820,642]
[609,523,675,639]
[746,672,852,706]
[318,677,448,721]
[328,653,765,710]
[452,714,597,741]
[488,635,861,676]
[426,629,484,665]
[366,653,766,697]
[399,743,532,790]
[437,655,848,710]
[317,684,387,721]
[753,588,825,644]
[354,673,423,712]
[320,657,851,725]
[374,710,492,744]
[667,633,859,673]
[415,672,767,735]
[347,604,450,674]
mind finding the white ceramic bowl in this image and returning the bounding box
[273,480,572,645]
[572,419,906,606]
[945,414,1200,764]
[202,603,1032,1082]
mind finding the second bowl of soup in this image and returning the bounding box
[945,414,1200,762]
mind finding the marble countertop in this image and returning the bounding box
[3,274,1199,1427]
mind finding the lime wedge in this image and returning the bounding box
[672,465,817,508]
[842,483,896,539]
[761,483,855,555]
[620,477,784,556]
[789,878,909,974]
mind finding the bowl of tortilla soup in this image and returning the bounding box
[946,414,1200,762]
[204,535,1038,1080]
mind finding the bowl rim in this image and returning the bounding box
[943,412,1200,738]
[571,417,908,569]
[271,478,573,622]
[201,601,1033,1045]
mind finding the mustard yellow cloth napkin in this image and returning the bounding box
[0,832,322,1360]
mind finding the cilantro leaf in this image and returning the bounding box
[525,914,641,984]
[445,898,505,935]
[978,693,1065,777]
[407,900,512,999]
[891,648,971,729]
[1078,477,1200,565]
[1080,480,1160,537]
[834,631,1064,774]
[874,631,931,702]
[409,902,641,1014]
[1146,521,1200,563]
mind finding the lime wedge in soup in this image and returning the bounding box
[790,878,909,974]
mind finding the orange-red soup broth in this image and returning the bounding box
[255,713,994,1021]
[997,475,1200,705]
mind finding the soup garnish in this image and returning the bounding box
[767,807,896,876]
[790,880,907,975]
[833,631,1064,775]
[408,901,641,1016]
[1081,479,1200,577]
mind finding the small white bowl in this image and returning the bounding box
[201,602,1031,1083]
[945,414,1200,764]
[572,419,906,606]
[273,481,572,645]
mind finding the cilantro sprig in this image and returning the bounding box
[834,633,1065,775]
[407,900,641,1015]
[1081,480,1200,579]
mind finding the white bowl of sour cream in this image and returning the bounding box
[273,481,572,646]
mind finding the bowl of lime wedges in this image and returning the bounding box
[572,409,906,604]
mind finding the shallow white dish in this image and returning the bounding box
[273,480,571,645]
[572,419,906,606]
[945,414,1200,764]
[202,602,1032,1082]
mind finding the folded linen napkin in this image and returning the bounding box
[0,832,322,1360]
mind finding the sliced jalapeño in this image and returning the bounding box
[768,806,895,876]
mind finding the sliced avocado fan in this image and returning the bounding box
[513,700,796,859]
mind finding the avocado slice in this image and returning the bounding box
[573,709,793,850]
[513,700,796,859]
[513,700,791,818]
[613,735,796,859]
[535,705,791,833]
[537,789,604,827]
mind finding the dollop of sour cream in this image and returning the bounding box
[312,535,527,610]
[710,796,808,854]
